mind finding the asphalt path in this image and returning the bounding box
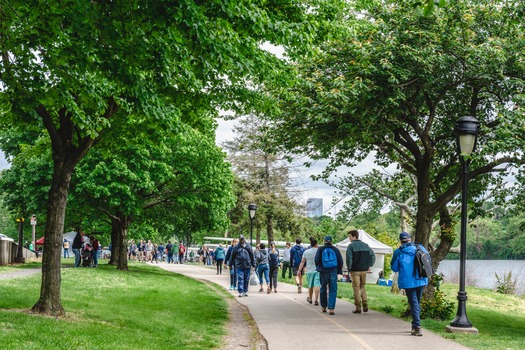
[158,262,471,350]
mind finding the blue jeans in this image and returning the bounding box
[63,248,69,259]
[93,250,99,267]
[405,286,424,328]
[167,253,173,263]
[230,267,237,287]
[73,248,81,267]
[320,271,338,310]
[236,268,251,294]
[257,264,270,284]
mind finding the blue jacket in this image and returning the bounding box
[215,246,225,260]
[391,242,428,289]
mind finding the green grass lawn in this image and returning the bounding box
[0,261,229,350]
[278,273,525,350]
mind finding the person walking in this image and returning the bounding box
[315,236,343,315]
[298,237,320,306]
[346,229,376,314]
[63,239,70,259]
[281,242,292,279]
[90,235,100,268]
[72,231,84,268]
[229,235,255,297]
[268,242,280,293]
[225,238,238,290]
[290,238,305,293]
[166,241,174,264]
[391,232,429,336]
[215,243,226,274]
[255,243,271,294]
[178,243,186,264]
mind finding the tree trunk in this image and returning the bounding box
[116,214,130,271]
[266,214,274,244]
[108,220,119,265]
[31,162,74,316]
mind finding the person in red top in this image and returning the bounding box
[90,235,100,268]
[178,243,186,264]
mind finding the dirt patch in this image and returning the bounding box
[222,297,267,350]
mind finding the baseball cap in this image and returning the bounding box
[324,235,333,242]
[399,232,411,243]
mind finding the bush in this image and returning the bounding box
[420,274,454,320]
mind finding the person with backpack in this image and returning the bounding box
[178,243,186,264]
[346,229,376,314]
[165,241,174,264]
[290,238,306,293]
[229,235,255,297]
[314,235,343,315]
[225,239,238,290]
[297,237,320,306]
[390,232,429,337]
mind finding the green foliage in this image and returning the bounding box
[420,274,454,320]
[495,271,517,295]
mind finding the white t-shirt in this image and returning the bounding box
[302,247,318,273]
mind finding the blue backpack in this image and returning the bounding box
[322,247,338,269]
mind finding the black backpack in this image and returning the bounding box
[413,244,433,278]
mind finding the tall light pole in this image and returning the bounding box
[15,217,26,263]
[248,204,257,246]
[446,116,479,334]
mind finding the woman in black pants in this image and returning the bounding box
[268,242,280,293]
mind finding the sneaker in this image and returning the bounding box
[329,309,335,315]
[352,308,361,314]
[267,287,271,294]
[238,294,243,298]
[274,289,277,293]
[321,307,327,313]
[297,285,302,293]
[411,327,422,337]
[259,287,264,293]
[363,303,368,312]
[243,293,248,297]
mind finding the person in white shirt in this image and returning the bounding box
[298,238,320,305]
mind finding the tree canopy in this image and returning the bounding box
[266,0,525,266]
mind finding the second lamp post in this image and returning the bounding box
[248,204,257,246]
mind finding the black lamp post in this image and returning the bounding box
[248,204,257,246]
[446,116,479,334]
[15,217,26,263]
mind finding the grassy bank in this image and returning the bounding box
[279,274,525,350]
[0,261,229,350]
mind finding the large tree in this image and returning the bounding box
[223,115,304,244]
[267,0,525,267]
[0,0,326,315]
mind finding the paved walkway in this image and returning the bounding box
[159,263,471,350]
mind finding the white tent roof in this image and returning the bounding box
[335,229,392,254]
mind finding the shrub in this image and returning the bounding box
[420,274,454,320]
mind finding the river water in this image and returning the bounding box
[436,260,525,295]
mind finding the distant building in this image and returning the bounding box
[306,198,323,218]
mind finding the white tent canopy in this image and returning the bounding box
[335,229,393,283]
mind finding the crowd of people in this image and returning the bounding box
[223,230,428,337]
[127,239,187,264]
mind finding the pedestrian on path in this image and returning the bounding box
[290,238,305,293]
[229,235,255,297]
[215,243,226,274]
[298,237,320,306]
[72,231,84,268]
[268,242,280,293]
[281,242,292,279]
[390,232,429,336]
[315,235,343,315]
[225,239,238,290]
[346,229,376,314]
[255,243,271,294]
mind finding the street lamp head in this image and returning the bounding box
[456,116,480,156]
[248,203,257,220]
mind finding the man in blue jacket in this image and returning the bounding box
[390,232,429,336]
[229,235,255,297]
[314,236,344,315]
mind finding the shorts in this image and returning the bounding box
[292,267,304,276]
[306,271,321,288]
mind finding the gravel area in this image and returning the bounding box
[0,268,40,280]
